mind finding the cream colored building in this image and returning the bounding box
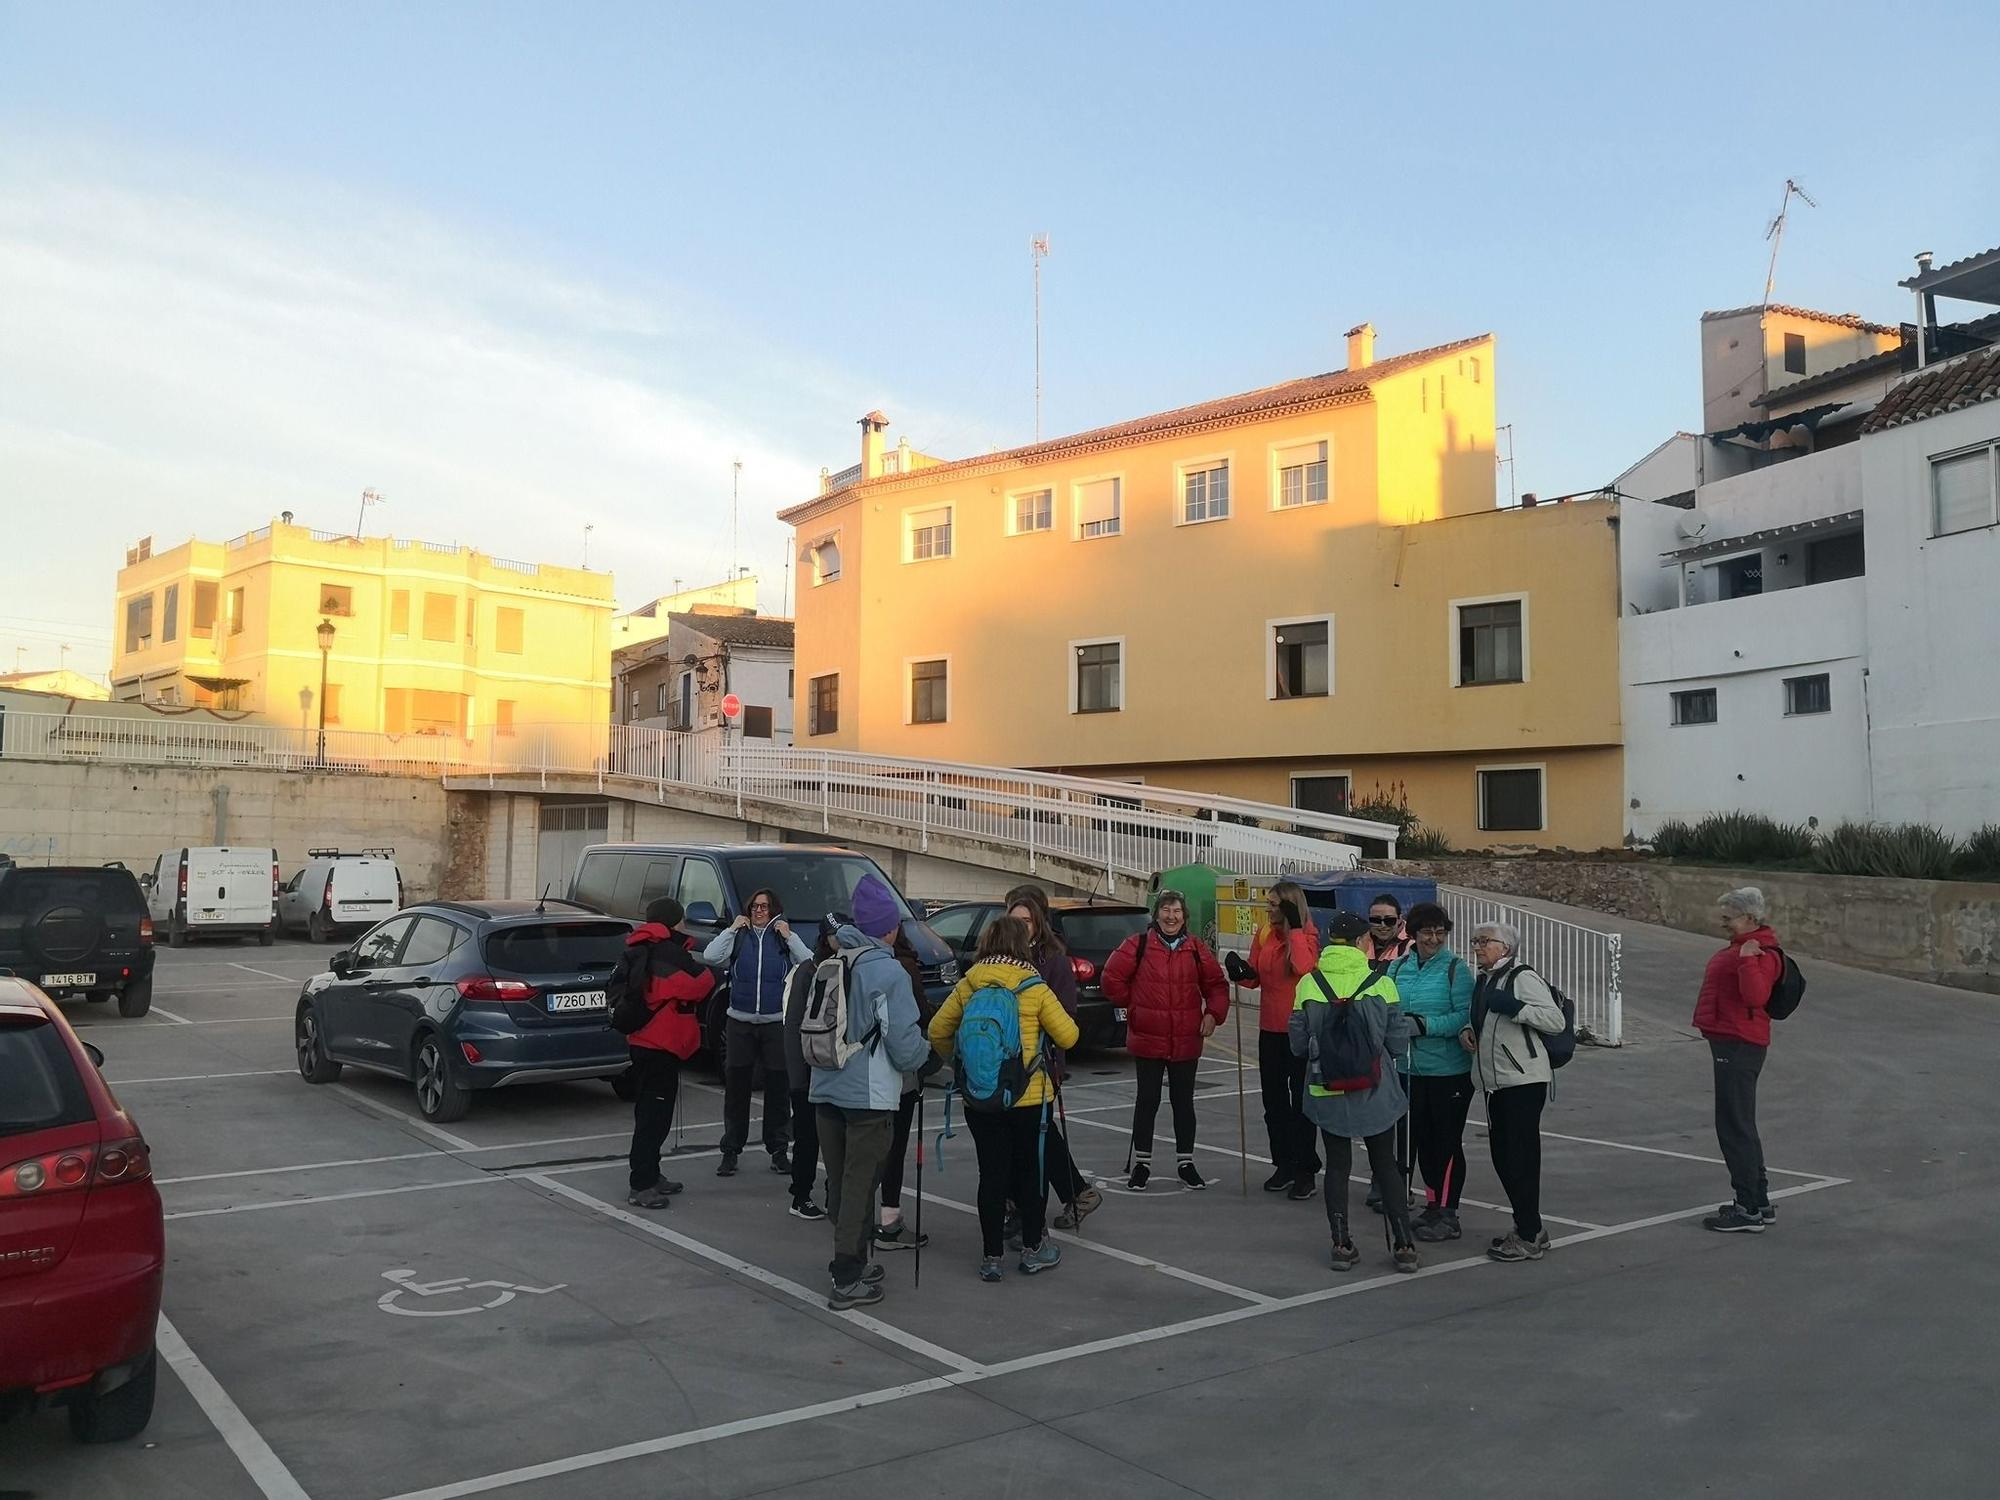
[0,669,109,701]
[111,520,613,737]
[779,327,1626,850]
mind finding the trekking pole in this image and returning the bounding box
[934,1083,957,1171]
[914,1089,925,1289]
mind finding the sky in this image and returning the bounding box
[3,1,1996,684]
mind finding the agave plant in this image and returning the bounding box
[1815,822,1962,880]
[1958,824,2000,880]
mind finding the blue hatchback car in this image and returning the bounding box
[293,899,634,1123]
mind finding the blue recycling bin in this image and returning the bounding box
[1288,870,1438,925]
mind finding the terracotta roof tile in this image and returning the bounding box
[1701,303,1900,336]
[667,612,795,649]
[1860,345,2000,434]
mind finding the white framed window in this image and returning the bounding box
[1931,444,1999,537]
[1291,773,1352,816]
[1008,487,1053,535]
[1784,674,1831,716]
[903,504,953,563]
[1450,592,1529,686]
[1178,456,1231,525]
[1477,763,1546,832]
[1268,615,1333,700]
[1074,475,1123,539]
[1671,688,1717,726]
[1069,636,1124,714]
[805,535,843,586]
[906,656,950,725]
[1271,437,1330,509]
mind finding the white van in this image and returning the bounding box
[278,848,404,942]
[143,846,279,947]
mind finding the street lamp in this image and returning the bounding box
[315,617,335,764]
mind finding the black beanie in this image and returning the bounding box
[644,896,686,929]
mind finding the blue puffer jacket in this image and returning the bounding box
[703,922,811,1022]
[1386,946,1474,1076]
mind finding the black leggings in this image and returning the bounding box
[1486,1082,1548,1239]
[1321,1129,1402,1237]
[879,1090,919,1208]
[1131,1057,1199,1158]
[626,1046,682,1192]
[968,1107,1049,1255]
[1409,1073,1476,1211]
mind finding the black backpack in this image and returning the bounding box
[1300,969,1389,1092]
[1493,965,1577,1070]
[1765,949,1807,1021]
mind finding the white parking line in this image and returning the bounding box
[157,1314,312,1500]
[155,1123,727,1186]
[164,1157,640,1219]
[227,962,303,982]
[333,1084,479,1151]
[1468,1116,1842,1182]
[114,1068,294,1086]
[134,1014,292,1027]
[529,1174,984,1376]
[149,1005,194,1025]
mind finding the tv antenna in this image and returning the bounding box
[1763,179,1817,304]
[1031,234,1050,441]
[730,458,743,575]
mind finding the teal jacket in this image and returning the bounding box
[1386,946,1474,1077]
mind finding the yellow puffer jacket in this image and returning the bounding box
[928,958,1080,1108]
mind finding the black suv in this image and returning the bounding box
[293,899,636,1123]
[925,898,1151,1050]
[0,862,155,1018]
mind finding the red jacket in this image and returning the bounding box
[1103,927,1230,1061]
[1692,926,1781,1048]
[623,925,716,1058]
[1240,923,1320,1033]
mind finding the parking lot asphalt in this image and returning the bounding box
[6,912,1998,1500]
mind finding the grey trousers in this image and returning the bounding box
[817,1105,894,1286]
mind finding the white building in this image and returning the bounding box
[1617,250,2000,839]
[613,610,795,743]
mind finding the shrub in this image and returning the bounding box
[1815,822,1962,880]
[1347,779,1420,838]
[1688,811,1816,865]
[1649,819,1698,857]
[1958,824,2000,880]
[1402,825,1455,857]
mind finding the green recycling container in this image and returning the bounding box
[1147,861,1241,944]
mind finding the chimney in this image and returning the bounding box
[1346,322,1375,371]
[859,410,890,478]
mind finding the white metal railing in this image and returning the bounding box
[1433,882,1622,1046]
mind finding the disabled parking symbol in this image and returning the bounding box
[376,1267,567,1318]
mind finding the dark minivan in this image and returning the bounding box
[0,863,155,1018]
[925,897,1151,1051]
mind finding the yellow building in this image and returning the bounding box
[111,519,613,737]
[778,328,1625,850]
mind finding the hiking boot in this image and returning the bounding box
[788,1198,826,1221]
[1329,1216,1360,1273]
[827,1278,884,1311]
[1414,1209,1461,1243]
[978,1255,1006,1283]
[625,1186,675,1210]
[1486,1232,1547,1262]
[874,1222,929,1251]
[1019,1240,1062,1275]
[1127,1162,1151,1192]
[1177,1162,1208,1191]
[769,1148,791,1175]
[860,1261,885,1285]
[1718,1202,1778,1225]
[1286,1174,1318,1201]
[1535,1229,1554,1253]
[1392,1240,1421,1274]
[716,1153,740,1178]
[1053,1186,1103,1231]
[1703,1204,1767,1235]
[1262,1169,1295,1193]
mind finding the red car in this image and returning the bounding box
[0,976,164,1442]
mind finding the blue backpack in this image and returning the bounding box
[954,973,1042,1112]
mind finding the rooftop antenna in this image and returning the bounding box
[536,882,550,914]
[356,488,383,539]
[731,459,743,576]
[583,523,594,569]
[1763,178,1818,304]
[1031,234,1050,441]
[1496,423,1517,508]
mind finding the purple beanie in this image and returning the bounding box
[851,875,900,939]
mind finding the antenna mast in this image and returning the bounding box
[1031,234,1050,440]
[1763,178,1818,304]
[731,458,743,577]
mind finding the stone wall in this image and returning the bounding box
[1385,857,2000,994]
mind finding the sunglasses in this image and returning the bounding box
[1368,915,1400,926]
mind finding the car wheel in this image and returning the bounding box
[258,923,276,947]
[296,1005,342,1084]
[413,1035,471,1123]
[167,921,187,950]
[117,979,152,1019]
[308,911,327,943]
[68,1348,156,1443]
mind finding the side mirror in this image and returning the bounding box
[330,950,353,977]
[83,1041,105,1069]
[684,901,720,926]
[139,874,155,893]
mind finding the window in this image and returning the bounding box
[654,682,668,716]
[1181,460,1230,524]
[675,858,728,921]
[495,606,525,654]
[411,689,466,735]
[160,583,179,644]
[1073,640,1122,714]
[678,672,693,730]
[192,581,218,635]
[787,669,794,698]
[1275,439,1329,508]
[808,538,842,585]
[1076,477,1122,539]
[927,905,987,950]
[0,1021,95,1141]
[423,592,455,642]
[495,699,516,736]
[909,658,948,724]
[1784,674,1831,716]
[1478,767,1544,832]
[123,592,154,653]
[1932,447,1998,536]
[399,916,463,969]
[809,673,839,735]
[1806,531,1864,583]
[227,587,245,636]
[1457,598,1524,685]
[1272,618,1330,699]
[384,687,408,734]
[390,589,410,636]
[905,505,953,562]
[322,683,343,725]
[1717,554,1762,600]
[1783,331,1806,375]
[1671,688,1717,726]
[1292,774,1352,815]
[352,916,415,970]
[743,705,774,739]
[320,583,353,617]
[627,688,639,723]
[1010,488,1053,535]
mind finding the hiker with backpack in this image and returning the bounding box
[1694,887,1787,1234]
[1223,879,1323,1201]
[1289,909,1420,1273]
[1465,921,1569,1263]
[704,889,812,1180]
[1102,890,1230,1190]
[927,915,1081,1280]
[1386,901,1478,1243]
[802,876,937,1311]
[1004,884,1100,1231]
[780,921,840,1221]
[609,898,717,1211]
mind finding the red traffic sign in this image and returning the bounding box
[720,693,742,718]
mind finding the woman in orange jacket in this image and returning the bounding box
[1226,881,1322,1200]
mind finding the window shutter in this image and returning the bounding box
[1077,478,1120,525]
[1275,440,1327,470]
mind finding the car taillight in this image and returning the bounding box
[322,882,333,910]
[139,917,155,945]
[177,860,187,900]
[272,861,281,898]
[460,1041,483,1064]
[1071,956,1098,983]
[94,1137,152,1186]
[1,1146,96,1199]
[455,976,538,1002]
